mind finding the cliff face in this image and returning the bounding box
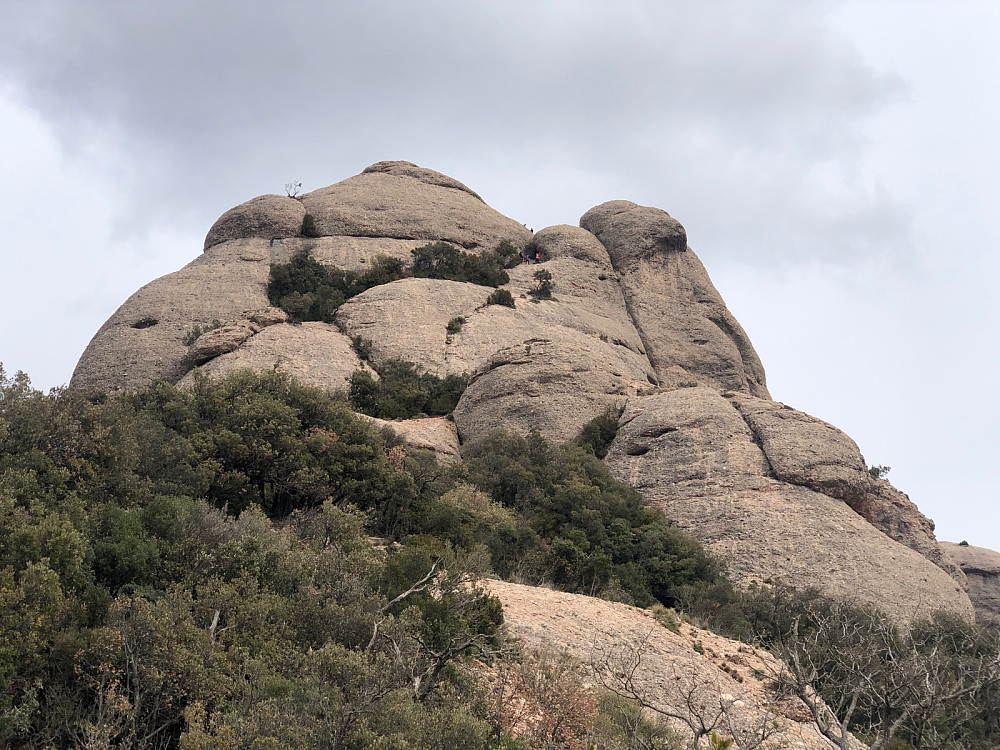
[72,161,973,624]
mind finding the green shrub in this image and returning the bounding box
[446,316,466,334]
[411,241,514,287]
[349,358,468,420]
[460,430,729,608]
[577,405,623,459]
[528,269,553,300]
[267,250,406,322]
[485,289,515,308]
[300,212,319,237]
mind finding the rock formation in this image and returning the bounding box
[72,160,973,624]
[941,541,1000,627]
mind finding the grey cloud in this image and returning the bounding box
[0,0,907,263]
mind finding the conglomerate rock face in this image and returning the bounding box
[71,161,973,623]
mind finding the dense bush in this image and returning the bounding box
[267,250,406,322]
[269,240,522,323]
[349,359,468,420]
[0,366,502,748]
[411,241,520,288]
[485,289,515,308]
[455,430,729,609]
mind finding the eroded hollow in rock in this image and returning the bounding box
[131,317,159,329]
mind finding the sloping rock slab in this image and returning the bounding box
[731,395,954,576]
[604,389,974,623]
[453,336,651,447]
[71,239,274,393]
[941,542,1000,627]
[360,415,461,464]
[178,322,369,393]
[337,278,492,375]
[488,580,864,750]
[657,483,973,624]
[581,200,769,397]
[270,236,429,273]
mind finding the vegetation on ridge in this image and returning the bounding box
[267,240,522,324]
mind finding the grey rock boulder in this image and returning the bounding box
[178,322,370,393]
[452,335,651,446]
[361,415,462,465]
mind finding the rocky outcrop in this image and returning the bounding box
[300,161,532,251]
[72,160,972,625]
[489,580,866,750]
[178,322,371,393]
[204,195,306,251]
[452,335,650,446]
[729,395,957,577]
[941,542,1000,627]
[581,201,769,398]
[71,238,275,393]
[604,388,973,623]
[361,415,462,465]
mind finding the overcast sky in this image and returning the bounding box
[1,1,997,550]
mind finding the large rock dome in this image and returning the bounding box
[70,161,974,624]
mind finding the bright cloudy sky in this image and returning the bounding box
[1,1,997,550]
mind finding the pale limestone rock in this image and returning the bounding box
[604,389,974,623]
[360,415,461,464]
[581,200,769,397]
[452,336,650,446]
[187,320,258,365]
[272,236,428,272]
[178,322,369,393]
[204,194,306,250]
[657,483,973,624]
[941,542,1000,627]
[300,161,532,251]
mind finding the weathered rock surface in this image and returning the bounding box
[203,194,307,251]
[453,335,651,446]
[941,542,1000,627]
[300,161,532,251]
[336,278,492,375]
[271,236,428,272]
[72,161,971,629]
[581,201,769,398]
[488,580,866,750]
[605,388,974,623]
[71,239,274,392]
[360,415,461,464]
[178,322,370,393]
[728,395,957,578]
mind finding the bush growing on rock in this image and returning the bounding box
[267,249,406,322]
[410,240,517,287]
[485,289,515,308]
[349,358,468,420]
